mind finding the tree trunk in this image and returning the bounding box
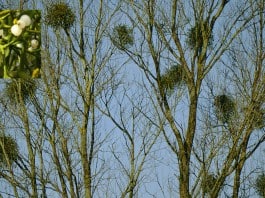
[179,88,198,198]
[179,154,191,198]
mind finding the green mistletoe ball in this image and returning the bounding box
[0,134,19,167]
[45,2,75,29]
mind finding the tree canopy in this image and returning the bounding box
[0,0,265,198]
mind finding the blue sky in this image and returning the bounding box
[0,0,264,197]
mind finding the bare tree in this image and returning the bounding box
[0,0,264,197]
[121,0,264,197]
[0,0,122,197]
[98,79,163,197]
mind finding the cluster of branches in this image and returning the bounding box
[0,0,265,198]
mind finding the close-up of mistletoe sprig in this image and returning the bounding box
[0,10,41,79]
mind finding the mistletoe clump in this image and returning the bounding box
[45,2,75,29]
[201,173,217,194]
[252,108,265,129]
[160,64,186,93]
[187,21,213,52]
[255,173,265,197]
[112,25,134,49]
[0,134,19,167]
[214,94,236,123]
[245,101,265,129]
[5,79,37,104]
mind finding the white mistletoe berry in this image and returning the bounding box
[11,24,23,36]
[17,20,26,29]
[31,39,39,49]
[28,47,33,52]
[16,43,23,48]
[19,15,31,26]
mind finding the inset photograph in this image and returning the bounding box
[0,10,41,79]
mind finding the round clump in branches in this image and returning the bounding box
[45,2,75,29]
[187,21,213,52]
[160,64,186,93]
[5,79,37,104]
[201,173,217,194]
[214,94,236,123]
[255,173,265,197]
[112,24,134,49]
[252,108,265,129]
[0,134,19,167]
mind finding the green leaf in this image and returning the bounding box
[4,47,9,57]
